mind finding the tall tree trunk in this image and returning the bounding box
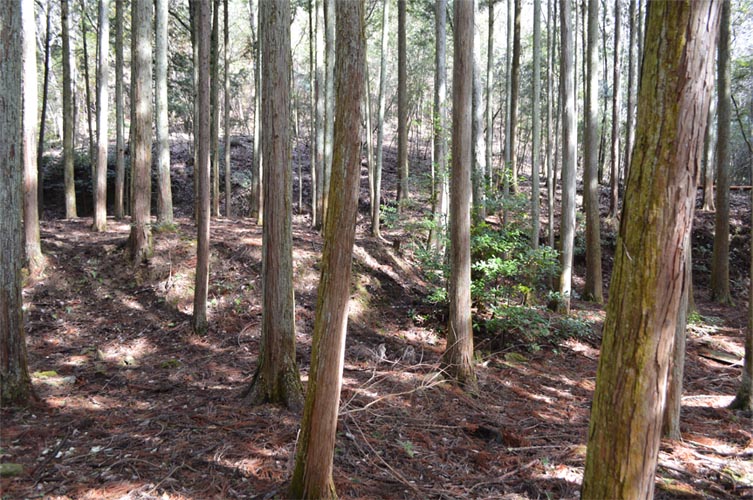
[191,0,200,221]
[622,0,636,185]
[509,0,521,192]
[22,0,44,274]
[251,0,261,220]
[372,0,389,238]
[243,0,303,410]
[443,0,477,390]
[558,0,576,314]
[308,0,317,224]
[396,0,408,213]
[583,0,602,302]
[472,0,486,223]
[114,0,125,219]
[210,0,220,218]
[37,0,53,215]
[546,0,555,248]
[81,0,95,180]
[365,58,374,222]
[485,0,494,187]
[429,0,447,253]
[581,2,720,496]
[321,0,334,225]
[701,96,717,212]
[193,0,211,334]
[608,0,621,219]
[127,0,153,263]
[1,0,34,406]
[531,0,541,249]
[503,0,512,197]
[156,0,173,225]
[711,0,731,304]
[92,0,109,232]
[62,0,78,218]
[313,0,325,228]
[223,0,231,218]
[289,1,364,495]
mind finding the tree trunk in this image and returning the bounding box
[622,0,636,185]
[22,0,44,275]
[127,0,153,264]
[251,0,261,220]
[81,0,95,181]
[193,0,211,334]
[472,1,486,223]
[546,0,554,248]
[701,96,717,212]
[321,0,334,225]
[371,0,389,238]
[509,0,521,192]
[308,0,317,225]
[62,0,78,218]
[37,0,52,215]
[503,0,512,198]
[223,0,231,218]
[558,0,576,314]
[608,0,621,219]
[314,0,325,228]
[243,0,303,411]
[156,0,173,225]
[583,0,602,303]
[711,0,731,304]
[289,1,364,496]
[1,0,34,406]
[581,2,720,497]
[443,0,477,390]
[114,0,125,219]
[92,0,109,232]
[210,0,220,218]
[396,0,408,213]
[428,0,447,253]
[531,0,541,249]
[191,0,200,221]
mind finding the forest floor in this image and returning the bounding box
[2,138,753,499]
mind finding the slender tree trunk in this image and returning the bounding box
[702,96,717,212]
[396,0,408,213]
[313,0,325,228]
[321,0,334,225]
[509,0,521,192]
[243,0,303,410]
[558,0,576,314]
[223,0,231,218]
[127,0,153,264]
[210,0,220,218]
[503,0,512,197]
[485,0,494,188]
[443,0,477,390]
[114,0,125,219]
[156,0,173,224]
[711,0,731,304]
[81,0,95,180]
[92,0,109,231]
[546,0,554,248]
[22,0,44,274]
[1,0,34,406]
[581,2,720,496]
[622,0,636,185]
[193,0,211,334]
[308,0,317,224]
[191,0,200,221]
[583,0,602,302]
[429,0,447,252]
[472,0,486,223]
[608,0,621,219]
[531,0,541,249]
[251,0,261,220]
[37,0,52,215]
[289,1,364,495]
[62,0,78,218]
[372,0,389,238]
[365,59,374,222]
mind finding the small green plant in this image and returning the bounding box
[397,439,415,458]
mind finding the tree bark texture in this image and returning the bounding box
[443,0,476,390]
[429,0,447,253]
[114,0,125,219]
[93,0,109,232]
[243,0,303,411]
[61,0,77,218]
[156,0,173,225]
[711,0,731,304]
[289,1,364,496]
[581,2,720,497]
[193,0,211,334]
[396,0,408,212]
[558,0,576,314]
[702,95,716,212]
[1,0,34,406]
[127,0,153,263]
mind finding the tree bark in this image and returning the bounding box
[308,0,317,225]
[156,0,173,225]
[62,0,78,218]
[321,0,334,225]
[396,0,408,213]
[472,0,486,223]
[429,0,447,252]
[114,0,125,219]
[127,0,153,264]
[289,1,364,496]
[509,0,521,192]
[711,0,731,304]
[581,2,721,497]
[546,0,554,248]
[210,0,220,218]
[371,0,389,238]
[622,0,636,185]
[193,0,211,334]
[558,0,576,314]
[608,0,621,219]
[243,0,303,411]
[443,0,477,390]
[92,0,109,232]
[701,95,716,212]
[37,0,52,215]
[81,0,95,180]
[531,0,541,249]
[1,0,34,406]
[313,0,325,228]
[583,0,602,303]
[223,0,231,218]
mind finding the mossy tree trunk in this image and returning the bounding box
[442,0,477,390]
[581,2,721,497]
[289,1,364,496]
[1,0,34,407]
[243,0,303,411]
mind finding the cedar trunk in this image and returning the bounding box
[61,0,77,218]
[93,0,110,232]
[429,0,447,253]
[114,0,125,219]
[396,0,408,212]
[581,2,720,497]
[156,0,173,225]
[372,0,389,238]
